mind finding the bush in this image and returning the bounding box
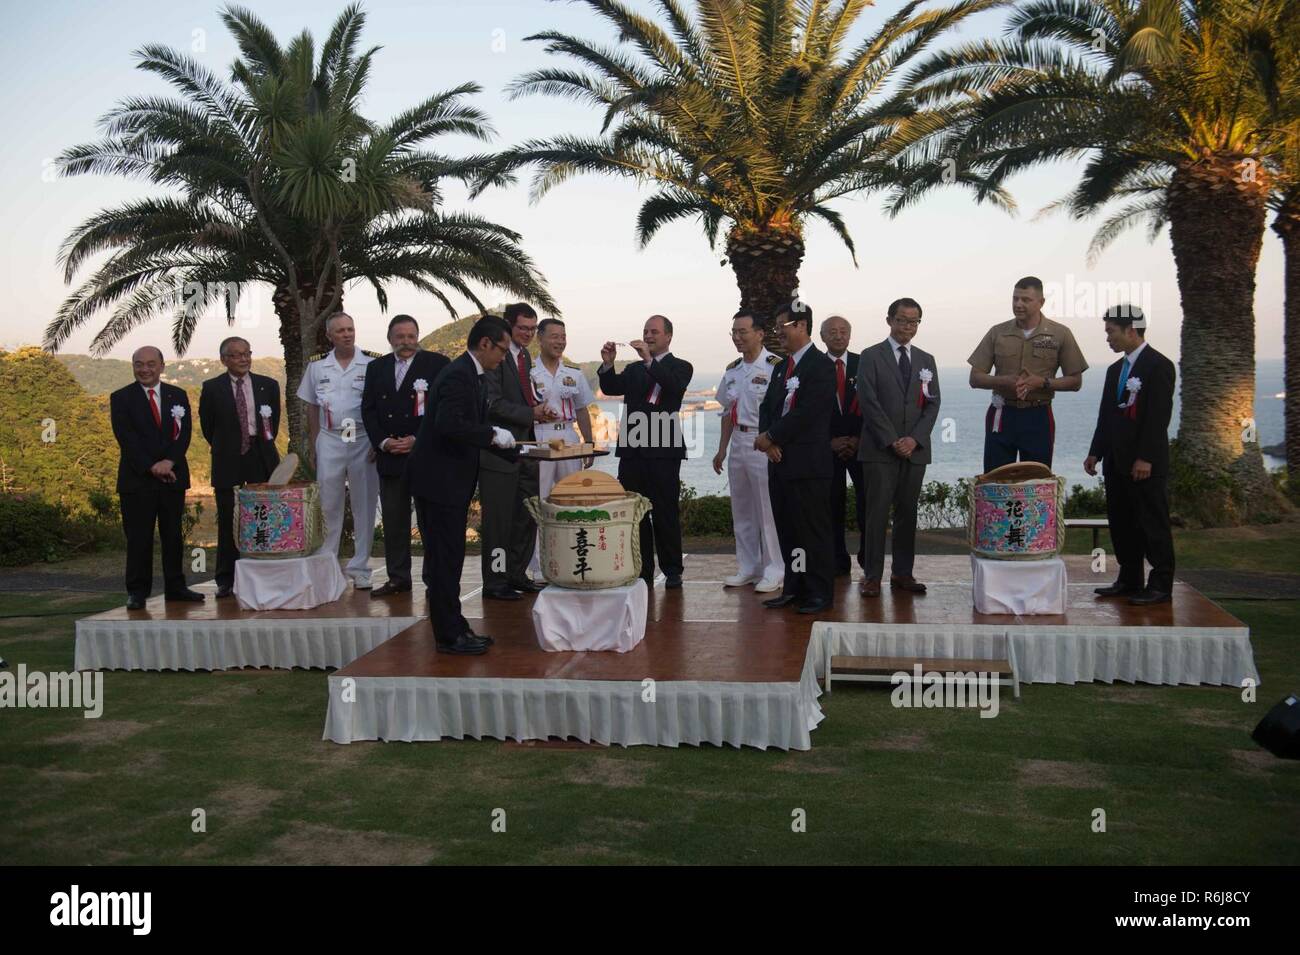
[0,493,122,566]
[918,477,972,529]
[1064,480,1107,517]
[679,483,734,536]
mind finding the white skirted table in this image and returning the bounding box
[532,580,648,652]
[234,550,348,611]
[971,555,1067,615]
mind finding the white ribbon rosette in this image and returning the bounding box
[782,375,800,415]
[259,403,273,439]
[1120,376,1141,418]
[990,393,1005,433]
[170,404,185,438]
[918,368,934,407]
[412,377,428,416]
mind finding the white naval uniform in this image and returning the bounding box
[296,348,379,579]
[716,349,784,583]
[527,360,597,576]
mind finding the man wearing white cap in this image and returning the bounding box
[296,311,381,588]
[712,308,784,593]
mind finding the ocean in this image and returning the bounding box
[588,359,1287,496]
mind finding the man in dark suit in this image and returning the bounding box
[109,346,204,609]
[408,317,518,654]
[478,303,556,600]
[362,314,450,598]
[757,301,836,613]
[198,336,281,598]
[856,298,941,597]
[598,315,694,588]
[1085,304,1176,605]
[821,314,867,575]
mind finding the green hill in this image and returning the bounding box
[57,354,286,395]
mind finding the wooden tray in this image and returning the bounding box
[520,443,607,460]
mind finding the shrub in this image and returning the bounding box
[1064,480,1107,517]
[0,493,122,566]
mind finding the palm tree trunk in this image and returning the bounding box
[727,225,805,355]
[1166,157,1287,523]
[272,277,342,473]
[1274,194,1300,495]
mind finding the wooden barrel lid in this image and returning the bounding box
[976,461,1054,484]
[548,471,627,505]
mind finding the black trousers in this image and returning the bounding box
[618,456,684,581]
[862,458,926,581]
[769,471,834,604]
[831,455,867,571]
[1105,466,1175,592]
[214,449,271,588]
[414,495,470,643]
[120,487,187,599]
[379,471,414,587]
[479,460,538,588]
[983,404,1055,471]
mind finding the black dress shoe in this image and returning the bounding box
[126,595,146,610]
[797,598,833,615]
[1094,581,1140,597]
[436,633,490,655]
[370,581,412,599]
[215,585,234,599]
[664,574,683,589]
[466,626,495,646]
[763,593,800,609]
[508,578,547,593]
[1129,589,1172,606]
[835,563,851,577]
[482,586,522,601]
[165,589,206,603]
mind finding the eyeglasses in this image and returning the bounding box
[489,339,510,354]
[892,318,922,327]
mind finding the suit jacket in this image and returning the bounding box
[362,349,451,478]
[827,350,863,439]
[1088,344,1175,477]
[855,340,941,465]
[598,353,695,460]
[479,346,540,473]
[759,345,836,480]
[198,372,281,489]
[110,381,192,493]
[408,352,500,507]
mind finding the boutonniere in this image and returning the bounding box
[785,376,800,393]
[1119,376,1141,418]
[917,368,934,408]
[781,376,800,415]
[989,393,1005,433]
[170,404,185,439]
[412,378,428,416]
[259,404,273,439]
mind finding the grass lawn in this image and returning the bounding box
[2,527,1298,865]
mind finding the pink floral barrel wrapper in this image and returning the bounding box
[237,482,324,559]
[969,478,1064,560]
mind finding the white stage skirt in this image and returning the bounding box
[532,581,647,652]
[971,555,1066,615]
[235,550,348,610]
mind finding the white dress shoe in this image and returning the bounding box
[753,577,783,593]
[724,573,759,587]
[351,573,373,590]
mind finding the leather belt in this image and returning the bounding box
[1005,398,1052,409]
[733,424,759,433]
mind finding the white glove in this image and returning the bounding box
[491,426,516,449]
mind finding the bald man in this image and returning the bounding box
[109,346,203,609]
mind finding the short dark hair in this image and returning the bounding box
[387,314,419,335]
[773,300,812,334]
[1103,303,1146,336]
[503,303,538,327]
[887,298,923,320]
[646,314,673,336]
[733,307,763,329]
[537,318,565,337]
[468,316,511,351]
[1014,276,1044,294]
[218,336,250,358]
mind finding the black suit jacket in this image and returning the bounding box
[827,350,863,439]
[1088,343,1176,477]
[408,353,501,507]
[481,346,537,473]
[198,372,281,489]
[598,353,694,460]
[362,349,451,478]
[759,345,835,481]
[110,381,192,493]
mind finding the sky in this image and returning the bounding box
[0,0,1287,375]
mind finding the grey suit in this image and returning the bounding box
[855,339,941,581]
[479,345,540,588]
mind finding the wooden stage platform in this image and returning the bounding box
[74,554,1258,750]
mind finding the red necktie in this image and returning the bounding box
[148,387,161,429]
[786,357,794,378]
[835,358,845,411]
[517,350,536,406]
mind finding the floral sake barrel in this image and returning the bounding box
[237,481,324,559]
[525,472,651,589]
[968,463,1065,560]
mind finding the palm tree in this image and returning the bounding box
[905,0,1296,522]
[478,0,1008,350]
[48,4,555,457]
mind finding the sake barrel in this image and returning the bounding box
[968,463,1065,560]
[525,492,652,589]
[237,481,325,559]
